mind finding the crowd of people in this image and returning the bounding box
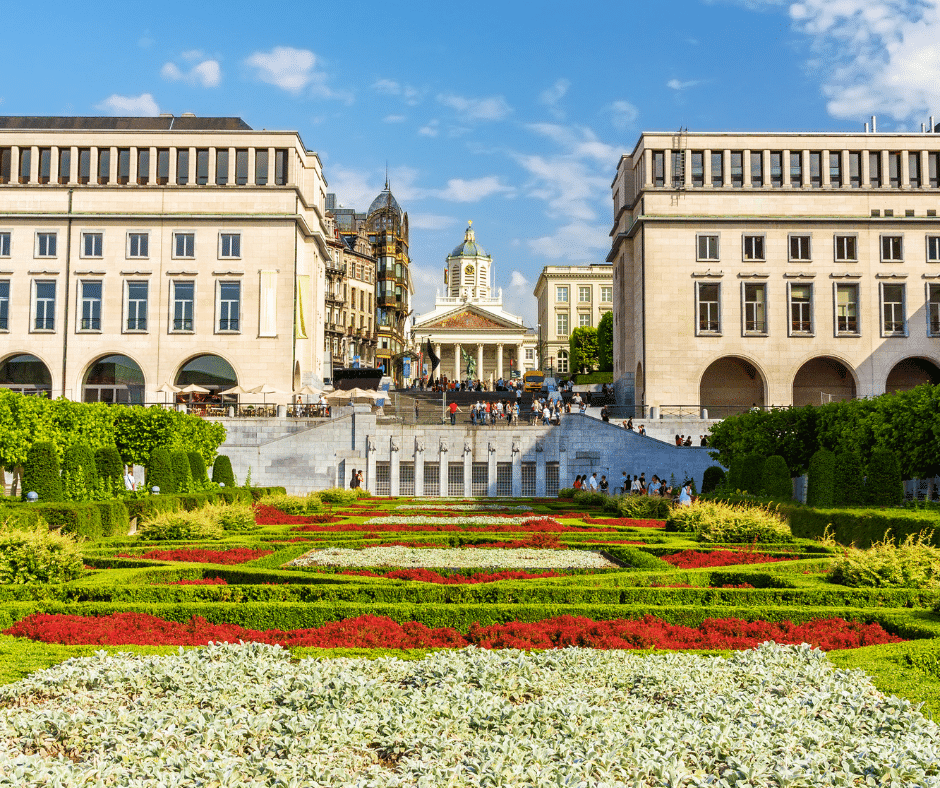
[415,376,527,393]
[572,471,694,505]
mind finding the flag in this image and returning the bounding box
[427,340,440,371]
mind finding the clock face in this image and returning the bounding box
[464,264,475,276]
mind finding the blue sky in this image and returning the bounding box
[2,0,937,326]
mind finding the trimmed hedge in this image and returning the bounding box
[833,451,865,507]
[760,455,792,501]
[170,451,193,494]
[93,500,130,537]
[94,447,125,495]
[212,455,236,488]
[787,506,940,548]
[187,452,208,485]
[62,444,98,499]
[146,448,175,495]
[21,442,62,503]
[701,466,726,495]
[867,449,903,507]
[806,448,835,509]
[32,502,102,539]
[738,454,765,495]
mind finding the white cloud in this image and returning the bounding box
[527,221,612,260]
[540,79,570,118]
[419,120,439,137]
[372,79,422,105]
[161,58,221,88]
[433,177,515,202]
[437,92,512,121]
[506,270,536,326]
[607,100,639,130]
[245,46,350,101]
[181,49,204,61]
[96,93,160,116]
[408,262,446,316]
[384,114,407,123]
[510,271,529,288]
[408,213,458,230]
[666,79,699,91]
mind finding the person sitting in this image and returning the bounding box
[638,425,646,436]
[675,434,682,446]
[684,435,693,447]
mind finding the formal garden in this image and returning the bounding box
[0,387,939,785]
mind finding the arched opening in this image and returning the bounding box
[700,356,765,415]
[885,357,940,393]
[175,354,238,401]
[792,357,856,406]
[83,354,144,404]
[0,354,52,395]
[635,361,645,410]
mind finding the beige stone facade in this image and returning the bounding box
[609,130,940,414]
[533,265,613,376]
[0,115,330,403]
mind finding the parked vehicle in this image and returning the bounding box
[523,370,545,392]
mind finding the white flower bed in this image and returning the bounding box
[394,504,533,511]
[1,643,938,787]
[364,515,537,525]
[285,545,617,569]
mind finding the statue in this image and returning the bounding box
[390,437,400,453]
[461,347,477,379]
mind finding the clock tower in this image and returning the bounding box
[446,222,492,300]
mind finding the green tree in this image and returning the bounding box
[832,451,865,506]
[62,444,99,501]
[700,466,726,494]
[806,448,836,508]
[866,449,903,507]
[170,450,193,493]
[21,441,62,502]
[187,451,208,486]
[597,311,613,372]
[146,447,175,494]
[94,446,125,496]
[760,455,792,500]
[212,455,237,487]
[738,453,765,495]
[569,326,599,374]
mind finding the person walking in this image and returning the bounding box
[448,401,462,425]
[621,471,629,494]
[599,475,609,494]
[123,466,136,491]
[588,473,599,492]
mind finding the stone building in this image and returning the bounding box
[609,128,940,414]
[533,264,614,376]
[412,223,537,383]
[0,115,331,402]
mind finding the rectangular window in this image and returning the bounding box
[743,283,766,334]
[578,286,591,302]
[274,150,288,185]
[125,281,148,331]
[374,462,390,496]
[496,462,512,497]
[909,152,921,188]
[750,151,763,187]
[789,283,813,335]
[0,280,8,330]
[33,280,56,330]
[19,148,31,183]
[556,311,569,336]
[215,149,228,185]
[255,149,268,185]
[220,233,241,258]
[77,148,90,184]
[156,148,170,185]
[521,462,536,497]
[38,147,51,184]
[788,235,811,261]
[399,463,415,496]
[471,462,488,496]
[927,236,940,262]
[928,284,940,336]
[697,234,719,261]
[882,284,906,336]
[652,151,665,187]
[174,232,195,258]
[0,147,9,184]
[235,149,249,185]
[742,235,765,261]
[869,152,881,187]
[601,286,612,302]
[195,149,209,185]
[789,151,803,186]
[835,284,859,335]
[770,151,783,187]
[888,152,901,188]
[176,149,190,185]
[834,235,857,262]
[849,152,861,187]
[809,151,822,187]
[80,280,102,331]
[423,462,440,496]
[546,462,559,498]
[58,148,70,184]
[881,235,903,262]
[730,151,744,187]
[578,313,591,328]
[0,231,10,257]
[97,148,110,185]
[117,148,130,184]
[671,150,683,188]
[137,148,150,185]
[829,152,842,187]
[218,281,241,331]
[36,232,57,258]
[172,280,195,331]
[691,151,704,187]
[711,151,723,187]
[127,233,149,258]
[447,462,464,496]
[556,286,568,302]
[696,282,720,334]
[82,232,103,258]
[930,152,940,188]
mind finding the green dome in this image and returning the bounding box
[449,223,490,258]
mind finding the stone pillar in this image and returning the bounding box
[722,149,731,187]
[684,148,692,188]
[129,147,138,184]
[463,444,472,498]
[663,147,672,185]
[149,146,157,184]
[762,149,771,188]
[781,149,790,187]
[559,443,569,489]
[487,442,498,497]
[433,344,442,379]
[208,147,217,185]
[881,150,890,187]
[901,150,910,188]
[267,147,276,185]
[89,147,98,185]
[188,147,197,184]
[535,442,546,497]
[168,148,178,186]
[29,146,39,182]
[390,438,400,496]
[511,440,522,496]
[68,146,78,184]
[109,147,118,183]
[496,343,504,380]
[366,437,377,494]
[49,147,59,184]
[841,150,850,187]
[516,343,524,374]
[801,149,810,188]
[476,343,484,382]
[414,440,425,496]
[439,441,448,498]
[921,150,930,187]
[742,149,751,188]
[822,149,831,188]
[642,148,653,188]
[453,343,461,381]
[228,147,236,185]
[702,149,712,187]
[861,150,870,187]
[9,147,18,183]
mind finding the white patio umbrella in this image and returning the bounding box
[178,383,211,404]
[293,384,324,397]
[250,383,284,404]
[218,385,253,397]
[325,387,380,405]
[155,381,180,404]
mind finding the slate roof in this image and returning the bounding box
[0,116,253,131]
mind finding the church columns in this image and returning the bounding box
[433,344,442,379]
[476,344,484,381]
[453,343,461,381]
[496,343,504,380]
[516,343,524,374]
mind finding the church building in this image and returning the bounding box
[412,223,537,383]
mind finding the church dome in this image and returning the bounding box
[449,222,490,258]
[367,183,402,218]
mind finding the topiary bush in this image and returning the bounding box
[146,448,175,495]
[212,455,237,488]
[760,455,792,501]
[21,441,62,503]
[94,446,125,496]
[832,451,865,507]
[187,451,208,486]
[738,454,765,495]
[62,444,99,502]
[0,519,85,584]
[171,451,194,493]
[806,448,836,509]
[700,466,726,495]
[866,449,903,507]
[572,490,606,508]
[138,508,224,541]
[558,488,575,499]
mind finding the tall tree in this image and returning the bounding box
[597,311,613,372]
[569,327,599,374]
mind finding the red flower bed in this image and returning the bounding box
[4,612,902,651]
[253,505,342,525]
[661,550,793,570]
[333,568,563,584]
[375,541,451,548]
[164,578,230,586]
[290,519,617,534]
[115,548,272,565]
[585,517,666,529]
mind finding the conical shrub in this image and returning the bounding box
[832,451,865,506]
[170,450,193,493]
[62,444,98,501]
[806,448,836,508]
[21,441,62,502]
[94,446,124,494]
[146,447,175,494]
[212,454,236,487]
[866,449,903,507]
[187,451,208,485]
[760,455,792,500]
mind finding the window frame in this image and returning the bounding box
[31,279,57,332]
[216,280,242,333]
[126,231,149,260]
[833,234,858,263]
[173,232,195,259]
[578,285,591,303]
[80,231,104,259]
[742,234,765,262]
[555,286,568,303]
[555,311,569,337]
[880,234,904,263]
[788,234,812,262]
[927,283,940,337]
[219,232,241,260]
[0,230,10,258]
[927,236,940,263]
[0,279,9,331]
[35,231,57,259]
[600,285,612,303]
[741,281,767,336]
[578,312,592,328]
[696,233,720,262]
[834,282,860,337]
[787,281,814,336]
[170,279,196,333]
[880,282,907,337]
[124,279,149,333]
[695,281,721,336]
[78,279,103,333]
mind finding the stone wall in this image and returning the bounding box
[216,405,720,496]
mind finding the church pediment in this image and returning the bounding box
[418,306,519,331]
